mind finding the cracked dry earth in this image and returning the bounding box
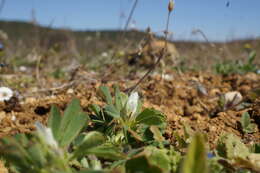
[0,70,259,149]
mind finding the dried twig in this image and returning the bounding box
[33,81,77,93]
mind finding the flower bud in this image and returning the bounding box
[126,92,139,117]
[168,0,174,12]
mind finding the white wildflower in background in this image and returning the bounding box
[162,74,173,81]
[224,91,243,105]
[35,121,59,149]
[0,30,8,40]
[0,87,13,101]
[126,92,139,117]
[101,52,108,57]
[11,115,16,121]
[224,91,243,110]
[19,66,27,72]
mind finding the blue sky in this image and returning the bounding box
[0,0,260,41]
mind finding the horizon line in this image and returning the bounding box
[0,19,259,43]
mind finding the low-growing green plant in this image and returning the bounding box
[125,146,180,173]
[51,68,66,79]
[250,143,260,154]
[89,85,166,145]
[216,133,250,161]
[1,87,260,173]
[216,133,260,172]
[48,99,89,148]
[214,50,258,75]
[173,123,195,149]
[0,98,123,173]
[240,112,257,134]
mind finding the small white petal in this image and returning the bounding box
[224,91,243,109]
[162,74,173,81]
[101,52,108,57]
[66,88,74,94]
[11,115,16,121]
[35,121,58,149]
[19,66,27,72]
[0,87,13,101]
[126,92,139,117]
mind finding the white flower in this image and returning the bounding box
[0,87,13,101]
[19,66,27,72]
[35,121,58,149]
[101,52,108,57]
[126,92,139,117]
[224,91,243,110]
[162,74,173,81]
[11,115,16,121]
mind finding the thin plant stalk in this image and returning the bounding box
[0,0,5,15]
[110,0,139,61]
[116,0,139,44]
[124,0,138,31]
[125,2,173,93]
[192,29,215,48]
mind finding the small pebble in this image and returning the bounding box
[67,88,74,94]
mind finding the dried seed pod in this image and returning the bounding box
[168,0,175,12]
